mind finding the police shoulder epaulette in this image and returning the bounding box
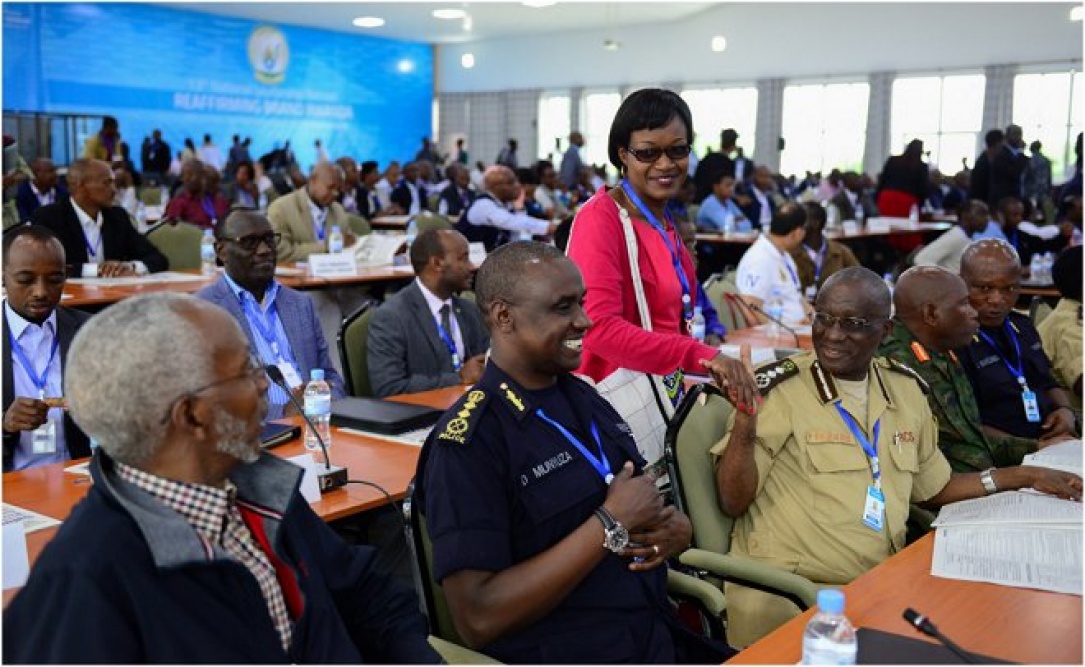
[885,358,930,395]
[754,357,800,396]
[434,389,490,446]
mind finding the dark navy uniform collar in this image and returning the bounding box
[476,362,595,426]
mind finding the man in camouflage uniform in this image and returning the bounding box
[879,266,1047,472]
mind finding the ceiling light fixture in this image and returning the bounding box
[461,53,475,69]
[463,15,473,31]
[711,35,727,52]
[352,16,385,28]
[603,39,621,51]
[1071,6,1083,21]
[433,8,467,20]
[397,59,415,73]
[522,0,557,7]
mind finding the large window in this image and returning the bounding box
[1014,70,1083,181]
[890,74,985,176]
[780,82,869,178]
[680,86,758,161]
[580,91,621,169]
[537,93,570,163]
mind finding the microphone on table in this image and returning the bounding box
[747,302,802,348]
[902,608,978,664]
[265,365,349,492]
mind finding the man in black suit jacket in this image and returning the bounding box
[989,124,1029,207]
[31,158,167,278]
[2,225,92,471]
[390,162,424,216]
[367,229,489,397]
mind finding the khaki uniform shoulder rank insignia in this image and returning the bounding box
[886,358,930,395]
[754,358,800,396]
[436,389,489,445]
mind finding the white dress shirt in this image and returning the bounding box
[416,278,465,358]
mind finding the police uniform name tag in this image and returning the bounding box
[1022,390,1042,423]
[862,485,885,532]
[277,361,303,390]
[31,417,57,454]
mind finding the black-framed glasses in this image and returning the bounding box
[159,353,266,424]
[221,232,281,252]
[626,145,692,164]
[812,311,885,334]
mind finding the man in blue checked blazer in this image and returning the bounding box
[196,210,344,417]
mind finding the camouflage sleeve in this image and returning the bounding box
[985,431,1039,469]
[938,426,1037,472]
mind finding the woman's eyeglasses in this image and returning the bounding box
[812,311,885,334]
[626,145,692,164]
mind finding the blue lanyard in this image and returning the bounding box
[83,224,101,260]
[434,314,462,371]
[239,292,294,364]
[977,321,1029,389]
[536,408,613,484]
[9,329,59,397]
[779,245,800,288]
[834,404,882,487]
[620,180,694,327]
[811,241,828,284]
[200,196,217,224]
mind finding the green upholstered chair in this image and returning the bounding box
[337,303,376,397]
[145,220,205,270]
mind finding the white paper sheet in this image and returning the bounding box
[67,271,209,285]
[932,491,1083,527]
[932,524,1082,595]
[2,503,61,534]
[2,522,30,590]
[338,425,433,448]
[1023,439,1082,476]
[285,454,323,503]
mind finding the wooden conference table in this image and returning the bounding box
[728,532,1083,664]
[2,385,466,606]
[696,220,953,246]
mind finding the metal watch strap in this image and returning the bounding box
[980,468,998,495]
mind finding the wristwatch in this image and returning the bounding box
[980,468,999,495]
[593,506,629,553]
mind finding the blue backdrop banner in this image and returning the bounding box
[3,3,433,169]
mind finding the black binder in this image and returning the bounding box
[330,397,444,435]
[857,628,1012,664]
[260,422,301,449]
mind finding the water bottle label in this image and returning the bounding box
[329,238,343,254]
[692,322,706,342]
[304,395,332,417]
[201,246,215,262]
[802,636,857,665]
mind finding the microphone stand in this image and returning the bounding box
[265,365,349,492]
[902,608,978,664]
[748,301,802,348]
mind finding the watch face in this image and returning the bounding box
[605,524,630,552]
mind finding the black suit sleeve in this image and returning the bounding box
[104,209,169,272]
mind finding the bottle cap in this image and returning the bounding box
[310,368,325,381]
[816,588,845,614]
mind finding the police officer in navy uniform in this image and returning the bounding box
[957,239,1078,441]
[415,241,757,663]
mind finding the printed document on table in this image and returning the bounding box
[932,491,1083,527]
[339,425,433,448]
[932,524,1082,595]
[67,271,208,286]
[2,504,61,534]
[1022,438,1082,476]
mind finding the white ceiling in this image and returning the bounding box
[164,1,716,44]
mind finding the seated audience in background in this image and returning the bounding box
[15,158,66,223]
[335,157,361,214]
[224,161,263,210]
[534,160,572,220]
[790,201,859,302]
[418,242,725,663]
[677,219,726,345]
[709,267,1082,647]
[880,266,1060,472]
[735,201,813,324]
[196,210,344,417]
[913,199,990,274]
[669,177,698,224]
[32,158,167,277]
[737,166,776,230]
[692,127,739,203]
[2,292,439,663]
[514,167,547,220]
[164,160,226,230]
[941,170,971,213]
[829,171,878,223]
[996,196,1069,267]
[1036,245,1083,411]
[356,160,386,219]
[437,163,475,218]
[112,166,139,220]
[456,165,555,251]
[696,171,750,233]
[390,162,424,216]
[2,226,92,471]
[269,162,355,263]
[374,161,400,211]
[367,229,488,398]
[958,240,1078,441]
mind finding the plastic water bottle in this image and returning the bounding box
[690,305,706,342]
[303,369,333,461]
[1040,252,1054,284]
[328,225,344,254]
[908,203,919,226]
[801,589,857,665]
[405,217,419,250]
[825,202,841,229]
[765,286,785,338]
[200,229,216,276]
[1029,253,1043,283]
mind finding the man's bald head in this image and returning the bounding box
[308,162,343,207]
[960,238,1020,280]
[895,266,979,351]
[483,165,519,204]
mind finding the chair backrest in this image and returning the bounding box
[337,303,376,397]
[402,480,467,647]
[665,383,736,556]
[344,213,372,237]
[138,186,163,206]
[705,270,755,332]
[427,192,442,212]
[145,220,205,270]
[1029,295,1054,326]
[416,211,454,232]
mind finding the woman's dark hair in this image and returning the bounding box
[607,88,693,172]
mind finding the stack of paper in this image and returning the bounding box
[931,491,1082,595]
[1022,438,1082,476]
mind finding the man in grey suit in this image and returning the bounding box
[268,162,356,264]
[368,229,489,398]
[559,131,586,190]
[195,210,344,418]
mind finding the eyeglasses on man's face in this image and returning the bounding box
[221,232,281,252]
[626,145,692,164]
[159,354,267,424]
[812,311,885,334]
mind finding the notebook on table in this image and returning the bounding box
[330,397,444,435]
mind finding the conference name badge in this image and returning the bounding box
[277,361,303,390]
[862,485,885,532]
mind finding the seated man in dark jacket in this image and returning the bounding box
[3,292,439,664]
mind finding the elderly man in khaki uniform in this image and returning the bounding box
[705,267,1083,648]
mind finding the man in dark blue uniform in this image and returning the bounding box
[416,242,757,663]
[957,239,1078,441]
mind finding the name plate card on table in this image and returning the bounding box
[866,217,891,233]
[308,253,358,278]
